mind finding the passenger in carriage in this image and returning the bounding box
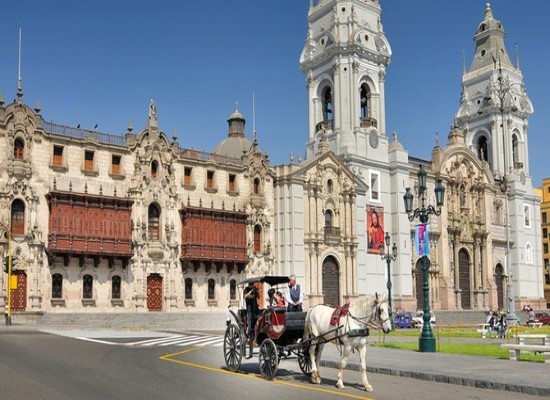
[286,275,303,312]
[275,292,286,308]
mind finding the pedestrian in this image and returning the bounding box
[498,313,507,338]
[243,281,259,340]
[4,303,8,326]
[225,305,232,327]
[285,275,303,312]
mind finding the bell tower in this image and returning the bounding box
[455,3,533,181]
[300,0,391,159]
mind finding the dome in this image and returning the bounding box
[212,103,252,159]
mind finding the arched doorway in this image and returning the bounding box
[415,259,423,310]
[459,249,471,310]
[495,264,504,310]
[147,274,163,311]
[322,256,340,307]
[11,271,27,311]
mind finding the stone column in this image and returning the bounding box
[378,70,386,134]
[307,77,315,140]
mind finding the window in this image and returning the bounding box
[325,210,333,227]
[228,174,236,192]
[112,155,121,175]
[148,204,160,241]
[526,242,535,264]
[52,274,63,299]
[323,87,333,121]
[544,243,549,254]
[253,178,261,195]
[524,204,531,227]
[151,160,158,179]
[544,212,548,225]
[53,146,64,166]
[254,225,262,253]
[83,274,93,299]
[184,167,192,186]
[360,83,370,118]
[512,134,519,165]
[208,278,215,300]
[207,171,214,189]
[84,150,94,171]
[370,171,380,201]
[11,199,25,236]
[544,228,548,239]
[326,179,334,194]
[230,279,237,301]
[185,278,193,300]
[477,136,488,162]
[112,275,121,299]
[14,138,24,160]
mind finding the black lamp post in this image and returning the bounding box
[380,232,398,329]
[403,165,445,353]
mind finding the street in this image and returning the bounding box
[0,329,543,400]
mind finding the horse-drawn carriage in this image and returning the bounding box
[223,275,392,391]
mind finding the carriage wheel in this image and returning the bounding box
[224,324,244,372]
[259,339,278,380]
[297,344,312,375]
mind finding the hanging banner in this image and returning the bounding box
[367,205,385,254]
[415,223,430,257]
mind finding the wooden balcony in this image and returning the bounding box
[324,226,341,245]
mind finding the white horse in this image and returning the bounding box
[303,293,391,392]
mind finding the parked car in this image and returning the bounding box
[413,310,436,328]
[394,312,414,329]
[535,312,550,325]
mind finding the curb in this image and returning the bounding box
[319,359,550,397]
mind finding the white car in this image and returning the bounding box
[413,310,436,328]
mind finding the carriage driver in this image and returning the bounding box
[285,275,303,312]
[243,281,259,340]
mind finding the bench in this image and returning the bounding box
[527,321,543,328]
[501,334,550,363]
[476,323,489,339]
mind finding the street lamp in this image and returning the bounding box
[404,164,445,353]
[380,231,398,329]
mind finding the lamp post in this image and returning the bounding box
[0,222,12,326]
[404,164,445,353]
[380,232,397,329]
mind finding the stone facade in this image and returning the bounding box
[539,178,550,308]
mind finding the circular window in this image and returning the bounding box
[344,67,347,72]
[342,7,346,12]
[480,49,486,57]
[476,99,481,105]
[364,34,369,42]
[327,179,334,194]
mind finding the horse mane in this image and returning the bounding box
[348,293,387,316]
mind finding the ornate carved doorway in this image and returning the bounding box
[10,271,27,311]
[459,249,471,310]
[147,274,163,311]
[415,259,423,310]
[495,263,504,310]
[322,256,340,307]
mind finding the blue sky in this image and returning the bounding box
[1,1,549,185]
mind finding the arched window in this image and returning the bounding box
[11,199,25,236]
[322,87,333,121]
[325,209,333,227]
[52,274,63,299]
[512,134,519,165]
[83,274,93,299]
[148,204,160,241]
[112,275,121,299]
[477,136,488,162]
[253,178,261,195]
[151,160,159,179]
[14,138,24,160]
[185,278,193,300]
[230,279,237,300]
[208,278,215,300]
[525,243,533,264]
[254,225,262,253]
[360,83,370,118]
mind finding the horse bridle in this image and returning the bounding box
[347,298,390,329]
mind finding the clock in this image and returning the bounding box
[369,131,379,149]
[520,171,526,185]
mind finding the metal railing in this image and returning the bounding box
[41,119,127,147]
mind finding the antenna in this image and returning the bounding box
[252,91,257,142]
[515,43,520,70]
[462,49,466,75]
[17,24,23,101]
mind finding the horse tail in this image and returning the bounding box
[303,308,311,340]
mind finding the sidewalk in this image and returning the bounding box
[319,344,550,396]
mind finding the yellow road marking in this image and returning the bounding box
[159,348,374,400]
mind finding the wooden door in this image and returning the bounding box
[147,274,163,311]
[459,249,471,310]
[322,256,340,307]
[11,271,27,311]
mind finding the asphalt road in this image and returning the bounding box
[0,330,544,400]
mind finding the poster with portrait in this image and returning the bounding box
[367,205,385,254]
[415,223,430,257]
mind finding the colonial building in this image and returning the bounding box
[539,178,550,307]
[0,91,275,312]
[408,4,545,310]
